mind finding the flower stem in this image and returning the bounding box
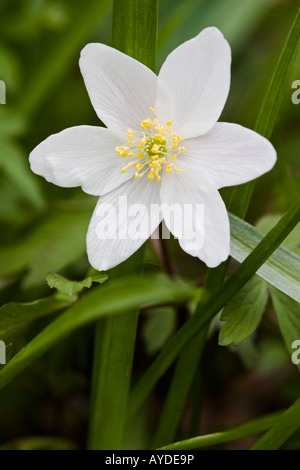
[87,0,158,450]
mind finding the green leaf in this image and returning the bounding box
[46,272,108,297]
[228,7,300,218]
[142,307,176,356]
[252,398,300,450]
[151,328,207,449]
[257,213,300,253]
[87,0,158,451]
[254,7,300,140]
[158,412,282,450]
[0,294,75,341]
[128,198,300,420]
[0,274,195,393]
[270,287,300,370]
[230,213,300,302]
[156,8,300,447]
[219,276,268,346]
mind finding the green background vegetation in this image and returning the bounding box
[0,0,299,450]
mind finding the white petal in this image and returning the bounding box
[160,167,230,267]
[156,27,231,140]
[29,126,134,196]
[87,178,162,270]
[182,123,277,189]
[79,43,157,131]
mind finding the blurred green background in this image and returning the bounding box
[0,0,299,450]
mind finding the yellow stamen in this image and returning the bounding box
[116,110,183,182]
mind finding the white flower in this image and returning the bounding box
[29,27,276,270]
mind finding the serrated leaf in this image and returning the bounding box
[0,274,196,392]
[90,273,109,285]
[230,213,300,302]
[46,272,108,297]
[270,287,300,370]
[219,275,268,346]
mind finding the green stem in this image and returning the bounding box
[128,198,300,420]
[251,397,300,450]
[87,0,158,450]
[150,8,300,445]
[228,7,300,218]
[158,412,282,450]
[87,250,145,450]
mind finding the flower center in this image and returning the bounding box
[115,108,185,182]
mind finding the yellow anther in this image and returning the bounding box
[117,111,183,182]
[151,144,160,153]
